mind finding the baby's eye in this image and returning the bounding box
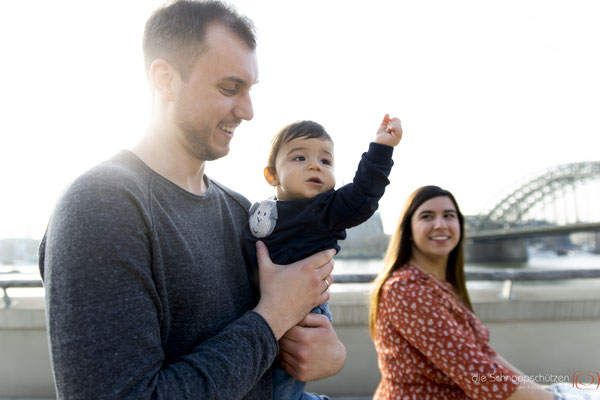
[292,156,305,161]
[321,158,332,166]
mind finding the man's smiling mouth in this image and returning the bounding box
[218,124,238,134]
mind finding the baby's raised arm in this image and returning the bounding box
[375,114,403,147]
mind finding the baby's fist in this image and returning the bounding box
[375,114,403,147]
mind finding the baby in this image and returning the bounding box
[242,115,402,400]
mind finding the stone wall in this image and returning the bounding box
[2,283,600,398]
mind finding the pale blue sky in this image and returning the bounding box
[1,0,599,238]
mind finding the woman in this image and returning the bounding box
[369,185,570,399]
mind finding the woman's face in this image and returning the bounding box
[410,196,461,260]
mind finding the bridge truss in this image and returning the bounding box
[475,162,600,231]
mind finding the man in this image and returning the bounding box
[39,1,346,399]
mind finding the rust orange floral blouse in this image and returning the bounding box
[374,265,520,399]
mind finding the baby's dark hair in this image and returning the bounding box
[267,120,333,171]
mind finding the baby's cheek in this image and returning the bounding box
[327,178,336,191]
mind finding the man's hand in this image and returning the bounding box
[278,314,347,382]
[375,114,403,147]
[253,242,335,339]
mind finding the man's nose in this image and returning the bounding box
[234,91,254,121]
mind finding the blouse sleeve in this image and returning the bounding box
[384,278,520,399]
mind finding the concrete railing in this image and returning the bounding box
[1,278,44,308]
[3,268,600,308]
[2,270,600,398]
[334,268,600,300]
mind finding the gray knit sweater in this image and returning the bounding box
[39,151,278,399]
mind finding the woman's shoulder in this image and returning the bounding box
[384,264,432,288]
[381,265,434,300]
[382,264,457,306]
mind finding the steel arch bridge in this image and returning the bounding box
[474,161,600,232]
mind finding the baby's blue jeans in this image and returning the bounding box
[272,302,332,400]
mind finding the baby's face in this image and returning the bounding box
[272,137,335,200]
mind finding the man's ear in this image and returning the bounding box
[149,58,180,102]
[264,167,279,186]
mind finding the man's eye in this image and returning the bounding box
[220,88,237,96]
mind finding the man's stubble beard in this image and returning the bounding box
[174,104,229,163]
[182,125,226,162]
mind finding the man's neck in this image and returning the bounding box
[132,125,208,196]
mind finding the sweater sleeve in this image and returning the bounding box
[382,278,520,399]
[317,142,394,231]
[40,173,277,400]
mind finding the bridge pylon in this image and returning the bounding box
[593,233,600,254]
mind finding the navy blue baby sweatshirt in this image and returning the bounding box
[242,142,394,298]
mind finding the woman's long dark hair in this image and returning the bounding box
[368,185,472,338]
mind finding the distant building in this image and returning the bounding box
[0,238,41,265]
[338,213,389,259]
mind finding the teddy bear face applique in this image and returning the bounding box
[248,200,278,238]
